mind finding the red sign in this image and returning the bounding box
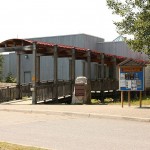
[121,67,142,72]
[75,84,85,96]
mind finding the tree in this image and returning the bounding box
[106,0,150,54]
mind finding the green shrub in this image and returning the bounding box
[5,73,16,83]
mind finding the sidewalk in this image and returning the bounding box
[0,99,150,122]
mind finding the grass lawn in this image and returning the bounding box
[0,142,47,150]
[91,96,150,106]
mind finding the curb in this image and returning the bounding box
[0,108,150,123]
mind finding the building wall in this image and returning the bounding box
[28,34,104,50]
[2,53,88,83]
[2,53,17,79]
[97,41,149,60]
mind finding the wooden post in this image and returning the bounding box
[101,54,104,78]
[139,91,142,108]
[95,63,98,80]
[32,42,37,104]
[71,48,75,94]
[16,52,21,99]
[101,91,104,103]
[83,61,86,76]
[128,91,131,107]
[37,56,40,83]
[121,91,124,108]
[54,45,58,102]
[112,57,116,80]
[112,57,117,101]
[86,50,91,104]
[100,54,105,103]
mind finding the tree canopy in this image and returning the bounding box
[106,0,150,54]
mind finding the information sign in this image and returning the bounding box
[119,66,144,91]
[75,84,85,96]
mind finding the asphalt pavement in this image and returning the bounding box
[0,99,150,122]
[0,111,150,150]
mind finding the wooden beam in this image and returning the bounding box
[0,45,33,53]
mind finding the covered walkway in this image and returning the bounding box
[0,39,147,104]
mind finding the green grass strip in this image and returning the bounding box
[0,142,47,150]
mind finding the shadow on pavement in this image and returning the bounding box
[136,106,150,109]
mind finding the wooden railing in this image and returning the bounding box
[0,86,17,103]
[91,79,119,91]
[0,79,119,103]
[0,83,32,103]
[36,81,54,102]
[36,80,72,102]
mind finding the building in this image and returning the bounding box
[0,33,149,104]
[2,34,148,84]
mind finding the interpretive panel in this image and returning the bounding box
[75,84,85,96]
[119,66,144,91]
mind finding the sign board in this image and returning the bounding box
[75,84,85,96]
[119,66,144,91]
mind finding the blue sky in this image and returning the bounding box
[0,0,120,42]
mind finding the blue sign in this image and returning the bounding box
[119,67,144,91]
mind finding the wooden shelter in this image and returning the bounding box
[0,39,147,104]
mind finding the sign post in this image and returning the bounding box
[139,91,142,108]
[118,59,145,108]
[128,91,131,107]
[121,91,124,108]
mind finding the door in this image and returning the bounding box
[24,71,31,83]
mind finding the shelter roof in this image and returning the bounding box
[118,58,148,66]
[0,38,148,64]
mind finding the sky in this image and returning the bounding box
[0,0,120,42]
